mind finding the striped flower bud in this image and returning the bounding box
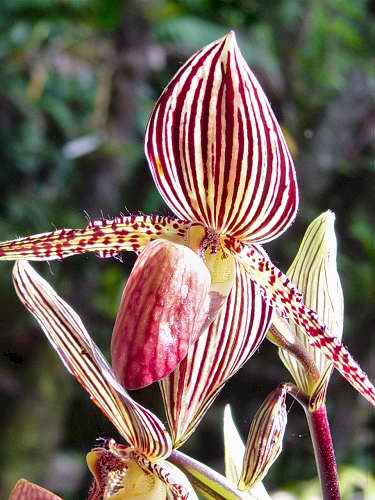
[275,211,344,410]
[111,239,211,389]
[239,385,287,490]
[223,405,271,499]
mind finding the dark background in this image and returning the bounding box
[0,1,374,498]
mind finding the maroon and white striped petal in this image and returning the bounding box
[160,263,273,447]
[240,245,375,407]
[9,479,62,500]
[0,215,190,261]
[12,261,172,460]
[145,32,298,243]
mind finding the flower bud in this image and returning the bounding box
[239,385,287,490]
[276,211,344,408]
[111,239,211,389]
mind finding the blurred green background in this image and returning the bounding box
[0,0,374,498]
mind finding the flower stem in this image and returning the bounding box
[169,449,243,500]
[268,323,321,386]
[305,405,340,500]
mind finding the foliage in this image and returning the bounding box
[0,0,374,498]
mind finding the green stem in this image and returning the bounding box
[169,449,243,500]
[268,324,321,385]
[305,405,341,500]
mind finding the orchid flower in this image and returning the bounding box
[11,260,198,500]
[0,32,374,414]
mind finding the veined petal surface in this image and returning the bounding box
[0,215,190,261]
[240,245,375,406]
[160,263,273,447]
[111,239,211,389]
[9,479,62,500]
[12,261,172,460]
[145,32,298,243]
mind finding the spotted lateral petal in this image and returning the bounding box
[160,263,273,447]
[0,215,190,261]
[12,261,172,460]
[240,245,375,406]
[9,479,62,500]
[145,32,298,243]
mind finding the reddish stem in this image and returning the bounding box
[305,405,341,500]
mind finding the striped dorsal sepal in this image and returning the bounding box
[145,32,298,243]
